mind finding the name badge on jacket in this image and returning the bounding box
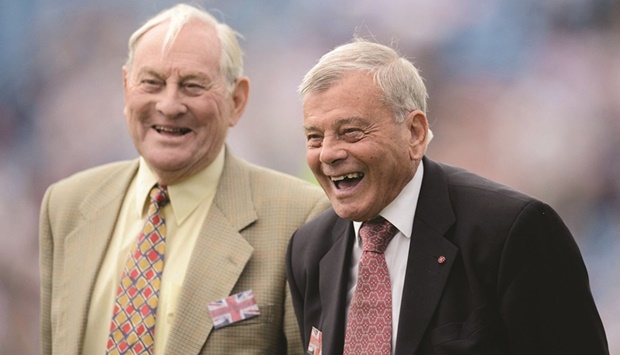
[307,326,322,355]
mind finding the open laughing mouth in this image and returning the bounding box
[153,125,191,136]
[330,172,364,189]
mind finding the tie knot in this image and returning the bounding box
[149,185,169,209]
[359,216,398,253]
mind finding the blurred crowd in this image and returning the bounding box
[1,0,618,353]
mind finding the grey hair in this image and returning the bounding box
[300,38,430,131]
[125,3,243,92]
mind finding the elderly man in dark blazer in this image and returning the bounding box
[286,38,609,355]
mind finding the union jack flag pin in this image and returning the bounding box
[208,290,261,329]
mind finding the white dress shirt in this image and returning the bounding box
[346,161,424,353]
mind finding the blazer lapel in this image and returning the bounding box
[164,150,256,354]
[62,161,138,353]
[318,218,354,355]
[395,157,458,355]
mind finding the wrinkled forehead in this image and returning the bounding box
[303,71,382,106]
[130,19,222,71]
[302,72,390,126]
[303,70,382,99]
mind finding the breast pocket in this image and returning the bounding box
[206,305,283,353]
[213,304,274,328]
[429,304,510,355]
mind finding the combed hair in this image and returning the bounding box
[125,3,243,92]
[299,38,429,123]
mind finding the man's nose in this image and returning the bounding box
[319,135,347,165]
[155,87,188,117]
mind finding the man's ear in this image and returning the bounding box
[406,109,429,161]
[122,66,129,116]
[229,77,250,127]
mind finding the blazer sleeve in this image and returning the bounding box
[497,201,609,354]
[286,230,307,351]
[285,198,331,354]
[39,185,55,355]
[285,281,304,355]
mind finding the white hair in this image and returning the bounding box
[300,38,433,142]
[125,3,243,91]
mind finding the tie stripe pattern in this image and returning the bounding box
[107,185,169,355]
[343,216,398,355]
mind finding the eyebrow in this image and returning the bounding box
[304,116,364,132]
[137,67,212,82]
[179,72,211,82]
[136,68,164,80]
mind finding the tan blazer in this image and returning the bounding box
[39,149,329,354]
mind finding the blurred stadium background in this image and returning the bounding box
[1,0,618,353]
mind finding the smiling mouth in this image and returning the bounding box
[330,172,364,189]
[153,125,191,136]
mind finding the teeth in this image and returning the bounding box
[331,173,363,181]
[154,125,189,134]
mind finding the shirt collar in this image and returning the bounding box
[135,147,226,224]
[353,160,424,239]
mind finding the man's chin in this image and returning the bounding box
[332,203,364,222]
[143,153,195,173]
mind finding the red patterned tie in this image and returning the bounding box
[343,216,398,355]
[107,185,169,355]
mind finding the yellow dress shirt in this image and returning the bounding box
[83,148,225,354]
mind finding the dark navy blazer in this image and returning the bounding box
[287,157,608,355]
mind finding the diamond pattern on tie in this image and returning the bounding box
[343,216,398,355]
[107,185,169,355]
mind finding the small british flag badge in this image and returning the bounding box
[208,290,260,329]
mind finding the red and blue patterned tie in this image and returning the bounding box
[343,216,398,355]
[107,185,169,354]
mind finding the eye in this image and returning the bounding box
[306,133,323,148]
[182,82,206,95]
[140,79,163,92]
[341,128,364,142]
